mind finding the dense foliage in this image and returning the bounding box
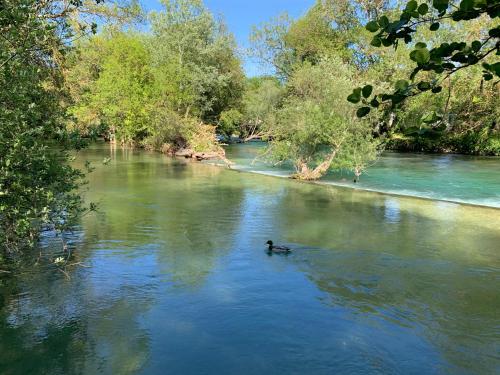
[0,1,87,252]
[263,58,379,180]
[347,0,499,154]
[68,0,244,154]
[249,1,385,179]
[0,0,141,253]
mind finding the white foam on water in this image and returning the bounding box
[221,163,500,209]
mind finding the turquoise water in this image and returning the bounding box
[0,144,499,374]
[223,143,500,207]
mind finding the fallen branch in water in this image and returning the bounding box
[58,268,71,280]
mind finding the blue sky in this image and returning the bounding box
[141,0,315,76]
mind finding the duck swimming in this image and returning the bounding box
[266,240,291,253]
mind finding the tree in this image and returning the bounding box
[71,32,154,145]
[349,0,499,117]
[0,0,85,252]
[249,13,295,78]
[265,58,380,180]
[149,0,244,123]
[66,0,244,158]
[238,77,284,141]
[0,0,140,253]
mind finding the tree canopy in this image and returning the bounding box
[349,0,499,117]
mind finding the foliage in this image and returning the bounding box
[68,0,245,152]
[264,58,380,180]
[218,109,244,137]
[70,32,153,145]
[350,0,499,117]
[249,13,295,78]
[149,0,244,123]
[0,0,98,253]
[249,1,383,179]
[236,77,284,141]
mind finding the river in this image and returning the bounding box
[223,142,500,208]
[1,143,499,374]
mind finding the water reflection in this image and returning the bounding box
[0,246,152,374]
[1,143,499,375]
[224,143,500,207]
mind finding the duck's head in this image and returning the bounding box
[266,240,273,246]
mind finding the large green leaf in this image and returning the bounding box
[412,48,430,64]
[366,21,379,32]
[418,3,429,15]
[430,22,440,31]
[356,107,371,118]
[347,88,362,103]
[362,85,373,98]
[395,80,409,91]
[406,0,418,12]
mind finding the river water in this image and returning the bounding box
[1,143,499,374]
[223,142,500,208]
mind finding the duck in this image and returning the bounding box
[266,240,291,253]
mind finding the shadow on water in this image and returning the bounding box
[0,238,152,374]
[1,143,499,375]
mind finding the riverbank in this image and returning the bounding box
[386,132,500,156]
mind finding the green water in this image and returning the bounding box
[1,144,499,375]
[223,143,500,208]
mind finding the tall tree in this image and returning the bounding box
[0,0,140,253]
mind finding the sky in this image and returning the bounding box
[141,0,316,76]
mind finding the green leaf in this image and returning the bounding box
[356,107,371,118]
[371,36,382,47]
[487,62,500,76]
[347,88,362,103]
[378,16,389,28]
[417,81,431,91]
[362,85,373,98]
[382,38,393,47]
[489,28,500,38]
[391,94,406,106]
[471,40,481,52]
[483,73,493,81]
[418,3,429,15]
[431,86,443,93]
[432,0,449,12]
[406,0,418,12]
[370,98,380,108]
[395,80,409,91]
[430,22,440,31]
[410,67,421,80]
[451,52,467,63]
[366,21,380,32]
[415,42,427,49]
[459,0,474,11]
[413,48,430,64]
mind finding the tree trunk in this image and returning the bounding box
[243,133,263,142]
[292,150,337,180]
[353,167,361,183]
